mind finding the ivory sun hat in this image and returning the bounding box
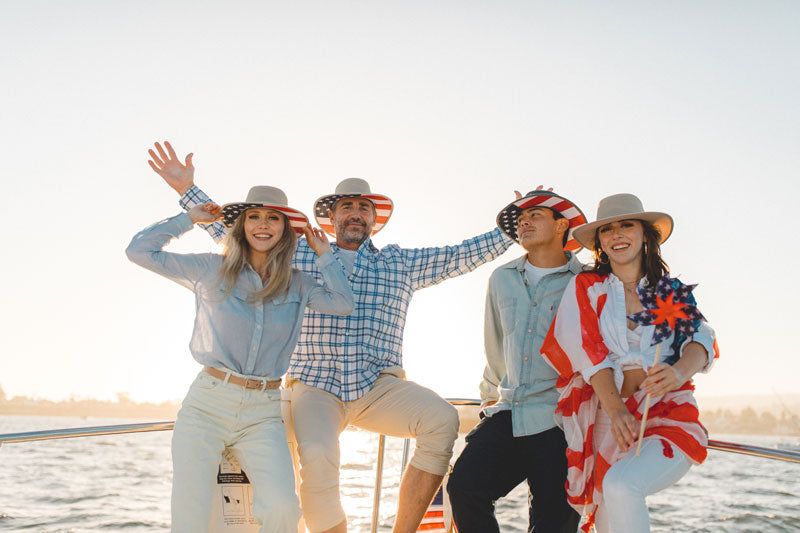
[313,178,394,236]
[496,190,587,252]
[219,186,309,233]
[572,193,674,250]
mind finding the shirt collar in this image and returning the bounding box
[608,272,648,287]
[331,238,378,256]
[502,251,583,274]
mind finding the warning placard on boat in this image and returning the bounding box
[209,449,260,532]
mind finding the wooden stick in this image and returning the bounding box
[635,343,662,456]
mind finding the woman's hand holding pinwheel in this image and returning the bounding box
[641,363,686,396]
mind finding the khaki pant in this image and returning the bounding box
[285,368,459,532]
[172,371,301,533]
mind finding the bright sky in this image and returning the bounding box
[1,1,798,403]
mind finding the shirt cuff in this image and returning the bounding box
[681,322,717,373]
[492,227,514,248]
[179,185,210,210]
[315,250,336,268]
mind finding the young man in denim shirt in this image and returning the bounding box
[447,190,586,533]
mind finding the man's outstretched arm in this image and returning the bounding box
[147,140,227,243]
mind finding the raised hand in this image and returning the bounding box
[303,225,331,257]
[514,185,554,200]
[148,141,195,195]
[188,202,222,224]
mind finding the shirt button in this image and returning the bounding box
[532,302,538,307]
[528,329,532,333]
[256,324,262,329]
[515,401,519,406]
[524,356,529,361]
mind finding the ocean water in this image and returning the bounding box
[1,415,798,532]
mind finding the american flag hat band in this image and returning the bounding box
[313,178,394,237]
[219,186,309,233]
[496,190,587,252]
[219,203,309,233]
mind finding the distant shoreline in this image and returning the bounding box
[2,395,798,436]
[0,394,179,420]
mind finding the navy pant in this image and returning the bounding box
[447,411,579,533]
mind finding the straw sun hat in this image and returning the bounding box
[572,193,674,250]
[219,186,309,233]
[496,190,587,252]
[313,178,394,237]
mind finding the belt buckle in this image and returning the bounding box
[244,378,264,390]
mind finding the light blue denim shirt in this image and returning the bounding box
[126,213,354,378]
[480,253,584,437]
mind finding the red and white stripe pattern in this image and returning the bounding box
[540,272,711,530]
[496,191,587,252]
[314,193,394,236]
[417,486,451,532]
[219,202,309,234]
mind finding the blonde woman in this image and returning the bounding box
[541,194,717,533]
[126,185,354,533]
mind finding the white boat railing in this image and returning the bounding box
[0,420,175,444]
[1,399,798,533]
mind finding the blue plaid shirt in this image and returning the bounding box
[182,186,513,401]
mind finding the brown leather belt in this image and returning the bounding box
[203,366,281,390]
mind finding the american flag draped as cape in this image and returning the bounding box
[540,272,717,529]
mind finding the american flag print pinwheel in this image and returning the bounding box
[627,274,706,346]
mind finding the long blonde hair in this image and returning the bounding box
[218,211,297,302]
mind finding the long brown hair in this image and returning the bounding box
[586,219,668,287]
[218,211,297,302]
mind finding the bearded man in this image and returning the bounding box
[148,141,513,533]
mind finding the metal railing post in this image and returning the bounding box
[400,438,411,475]
[370,434,386,533]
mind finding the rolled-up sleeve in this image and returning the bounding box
[681,322,717,373]
[579,359,616,383]
[179,185,228,243]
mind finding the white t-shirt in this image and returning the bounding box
[524,260,566,288]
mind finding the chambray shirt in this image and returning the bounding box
[480,253,584,437]
[126,213,354,378]
[181,186,513,401]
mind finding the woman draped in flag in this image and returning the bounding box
[540,193,718,533]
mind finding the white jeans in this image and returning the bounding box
[593,409,691,533]
[171,371,301,533]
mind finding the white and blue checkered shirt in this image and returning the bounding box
[181,186,513,401]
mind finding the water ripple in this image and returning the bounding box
[1,416,798,533]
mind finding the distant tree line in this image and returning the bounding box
[0,384,179,419]
[702,407,800,436]
[2,383,798,435]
